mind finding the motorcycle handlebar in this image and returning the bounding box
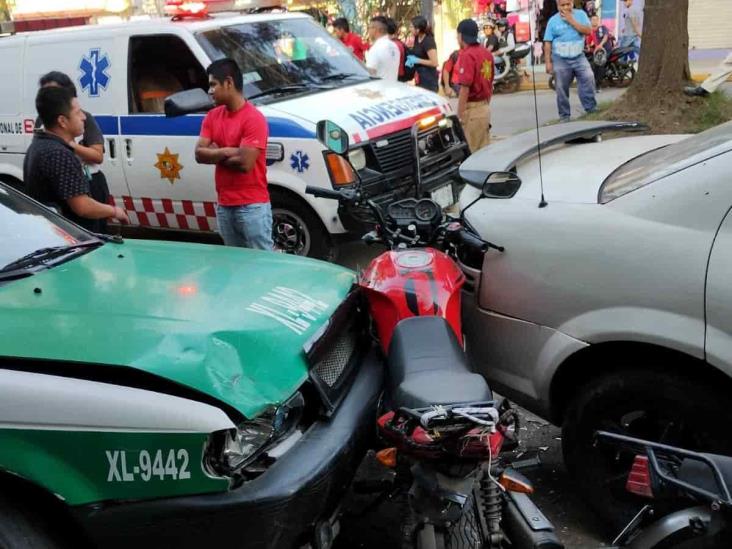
[457,229,489,253]
[304,186,344,201]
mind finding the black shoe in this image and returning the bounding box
[684,85,709,97]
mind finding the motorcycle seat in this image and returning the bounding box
[678,452,732,502]
[386,316,492,410]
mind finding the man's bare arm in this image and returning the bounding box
[195,136,231,164]
[67,194,128,222]
[221,146,261,173]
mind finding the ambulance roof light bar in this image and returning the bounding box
[165,0,285,20]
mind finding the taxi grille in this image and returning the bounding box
[313,330,357,388]
[306,290,366,415]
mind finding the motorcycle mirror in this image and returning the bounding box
[316,120,349,155]
[482,171,522,199]
[164,88,214,118]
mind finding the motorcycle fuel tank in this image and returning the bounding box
[359,248,465,351]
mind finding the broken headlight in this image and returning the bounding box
[206,392,304,477]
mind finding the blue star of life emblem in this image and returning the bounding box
[290,151,310,173]
[79,48,111,97]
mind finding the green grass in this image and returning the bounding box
[692,91,732,132]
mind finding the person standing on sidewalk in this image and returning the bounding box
[544,0,596,122]
[36,71,110,233]
[454,19,494,152]
[333,18,367,62]
[619,0,642,58]
[684,52,732,97]
[195,58,273,250]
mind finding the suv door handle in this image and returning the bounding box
[124,138,133,165]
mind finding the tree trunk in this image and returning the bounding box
[624,0,689,104]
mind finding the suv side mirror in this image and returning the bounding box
[482,171,522,199]
[316,120,349,155]
[164,88,214,118]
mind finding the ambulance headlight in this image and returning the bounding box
[347,148,367,171]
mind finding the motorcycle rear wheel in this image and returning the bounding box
[404,493,485,549]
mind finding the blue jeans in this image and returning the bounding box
[216,202,273,250]
[619,35,640,62]
[552,54,597,121]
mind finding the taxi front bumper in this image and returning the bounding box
[72,346,384,549]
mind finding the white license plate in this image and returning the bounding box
[431,185,454,209]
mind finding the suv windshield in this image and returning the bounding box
[0,184,95,272]
[599,120,732,203]
[196,18,371,103]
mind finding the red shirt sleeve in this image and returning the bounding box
[200,111,214,139]
[240,106,268,150]
[454,51,475,87]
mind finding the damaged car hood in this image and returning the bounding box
[0,240,356,418]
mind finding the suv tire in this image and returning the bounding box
[0,494,63,549]
[562,369,732,533]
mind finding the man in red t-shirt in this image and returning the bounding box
[333,18,367,61]
[454,19,495,152]
[195,58,272,250]
[386,18,407,81]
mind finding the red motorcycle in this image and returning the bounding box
[306,119,563,549]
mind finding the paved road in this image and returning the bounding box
[466,87,626,138]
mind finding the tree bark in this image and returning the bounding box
[625,0,689,103]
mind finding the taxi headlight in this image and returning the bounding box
[221,417,274,471]
[206,393,305,476]
[347,148,367,171]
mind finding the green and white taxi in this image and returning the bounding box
[0,181,383,549]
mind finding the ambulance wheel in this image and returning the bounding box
[271,189,335,261]
[0,494,63,549]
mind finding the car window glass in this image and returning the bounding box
[128,34,208,114]
[599,120,732,203]
[0,185,92,268]
[196,18,370,103]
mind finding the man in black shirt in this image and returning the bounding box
[24,86,128,230]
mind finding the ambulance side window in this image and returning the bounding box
[128,35,208,114]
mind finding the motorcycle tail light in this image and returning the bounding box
[626,455,654,498]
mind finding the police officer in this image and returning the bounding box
[454,19,495,152]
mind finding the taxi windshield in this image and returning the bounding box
[196,18,371,103]
[0,184,95,272]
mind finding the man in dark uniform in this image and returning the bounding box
[24,87,128,230]
[454,19,495,152]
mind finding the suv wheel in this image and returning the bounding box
[270,190,335,261]
[562,369,732,533]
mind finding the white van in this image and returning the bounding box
[0,10,469,258]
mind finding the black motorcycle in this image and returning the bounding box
[596,431,732,548]
[548,45,636,90]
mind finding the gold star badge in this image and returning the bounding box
[481,59,493,81]
[154,147,183,184]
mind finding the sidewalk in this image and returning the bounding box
[517,48,731,91]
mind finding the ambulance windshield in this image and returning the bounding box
[196,18,371,103]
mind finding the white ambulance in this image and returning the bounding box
[0,3,469,259]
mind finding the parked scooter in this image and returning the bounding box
[494,42,531,94]
[305,118,563,549]
[596,431,732,548]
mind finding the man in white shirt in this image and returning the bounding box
[365,16,400,81]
